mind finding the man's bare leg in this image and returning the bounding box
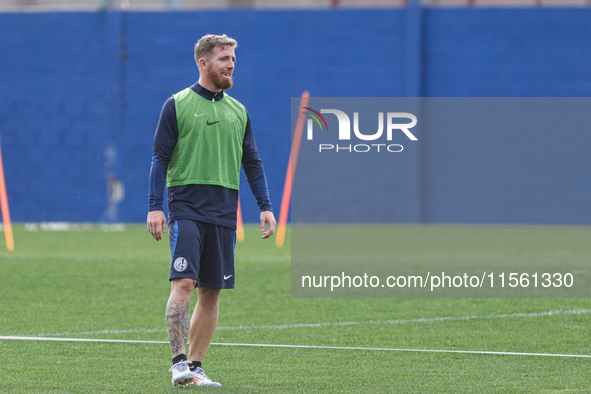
[188,287,220,362]
[166,278,196,358]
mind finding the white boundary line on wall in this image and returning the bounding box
[1,335,590,359]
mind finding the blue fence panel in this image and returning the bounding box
[0,8,589,224]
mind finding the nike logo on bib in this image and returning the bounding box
[224,275,233,280]
[206,120,221,126]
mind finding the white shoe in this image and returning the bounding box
[190,366,222,387]
[169,360,194,387]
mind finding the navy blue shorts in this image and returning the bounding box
[168,220,236,289]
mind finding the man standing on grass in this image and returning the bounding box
[147,34,276,387]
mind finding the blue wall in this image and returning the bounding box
[0,8,590,224]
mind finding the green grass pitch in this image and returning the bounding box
[1,224,591,393]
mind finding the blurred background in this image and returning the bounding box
[2,0,590,10]
[0,0,589,224]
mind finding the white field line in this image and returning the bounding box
[36,308,591,338]
[0,336,590,359]
[37,328,166,337]
[0,336,166,344]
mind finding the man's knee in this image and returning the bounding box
[171,278,197,300]
[198,288,220,309]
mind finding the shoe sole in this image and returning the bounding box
[173,375,194,387]
[190,380,222,387]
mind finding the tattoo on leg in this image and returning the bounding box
[166,298,190,355]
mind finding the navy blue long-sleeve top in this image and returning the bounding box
[148,82,272,229]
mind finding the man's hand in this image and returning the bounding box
[147,210,167,241]
[260,210,276,239]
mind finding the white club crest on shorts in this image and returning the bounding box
[174,257,188,272]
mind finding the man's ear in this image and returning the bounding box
[197,57,207,71]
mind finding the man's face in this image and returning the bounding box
[202,46,236,91]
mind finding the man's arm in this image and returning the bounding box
[147,97,178,241]
[242,112,276,239]
[147,154,168,241]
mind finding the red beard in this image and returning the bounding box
[209,70,233,90]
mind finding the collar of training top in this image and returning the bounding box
[191,82,225,102]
